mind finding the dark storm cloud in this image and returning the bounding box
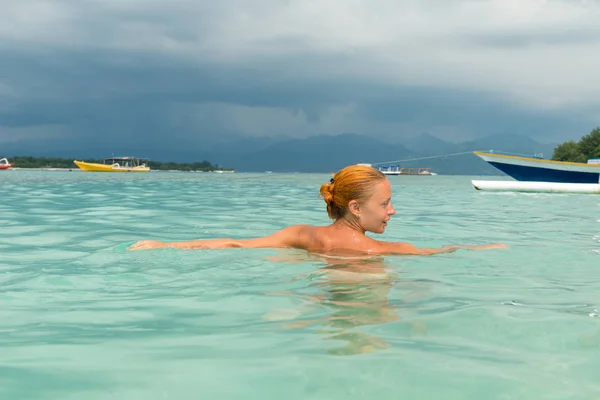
[1,0,600,157]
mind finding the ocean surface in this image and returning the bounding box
[1,170,599,399]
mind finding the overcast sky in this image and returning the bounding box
[1,0,599,155]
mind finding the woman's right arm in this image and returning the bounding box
[128,225,311,251]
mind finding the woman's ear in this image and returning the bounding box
[348,200,360,217]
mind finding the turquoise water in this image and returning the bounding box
[1,170,599,399]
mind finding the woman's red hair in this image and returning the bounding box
[319,165,386,220]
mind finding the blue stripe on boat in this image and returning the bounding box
[489,162,600,183]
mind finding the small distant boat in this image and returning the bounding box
[399,167,436,176]
[474,151,600,184]
[73,157,150,172]
[0,158,13,170]
[360,164,435,176]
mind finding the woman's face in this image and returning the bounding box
[357,179,396,234]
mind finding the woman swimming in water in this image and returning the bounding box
[128,164,506,255]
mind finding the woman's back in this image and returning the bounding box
[299,224,385,256]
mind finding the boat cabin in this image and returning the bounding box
[103,157,148,168]
[376,165,402,174]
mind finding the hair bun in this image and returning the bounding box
[320,184,334,203]
[319,182,335,215]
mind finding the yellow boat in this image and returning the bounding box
[73,157,150,172]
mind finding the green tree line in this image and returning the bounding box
[552,127,600,162]
[1,156,230,171]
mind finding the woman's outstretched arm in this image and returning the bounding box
[375,241,507,256]
[127,225,310,251]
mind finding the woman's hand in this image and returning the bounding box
[128,240,169,251]
[476,243,508,250]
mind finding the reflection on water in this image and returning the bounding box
[266,253,428,356]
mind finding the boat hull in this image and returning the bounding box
[474,152,600,183]
[0,158,13,170]
[472,180,600,194]
[73,160,150,172]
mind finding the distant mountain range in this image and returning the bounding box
[2,132,558,175]
[203,132,557,174]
